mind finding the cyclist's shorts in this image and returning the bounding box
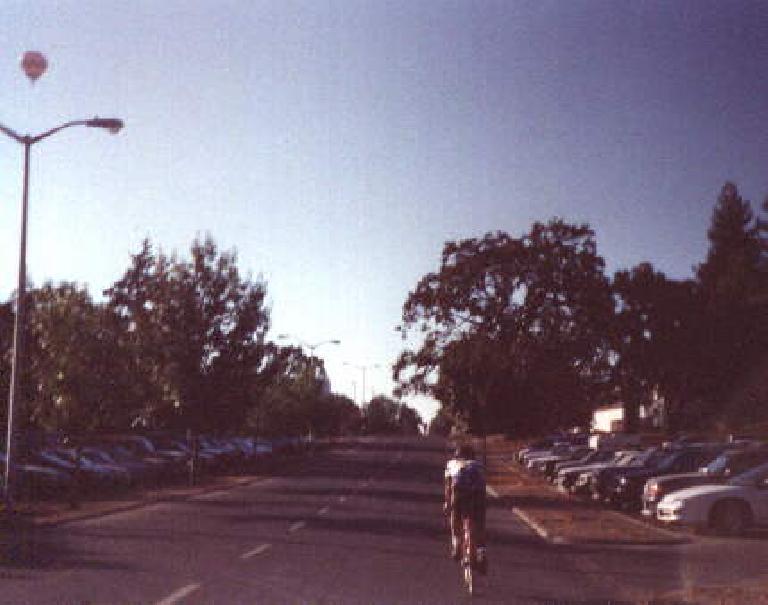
[453,489,485,523]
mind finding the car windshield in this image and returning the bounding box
[728,462,768,487]
[704,453,730,474]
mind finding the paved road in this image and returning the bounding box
[0,437,764,604]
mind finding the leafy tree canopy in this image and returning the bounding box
[395,219,614,436]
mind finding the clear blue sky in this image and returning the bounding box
[1,1,767,421]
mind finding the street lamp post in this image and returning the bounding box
[343,362,380,406]
[1,117,124,511]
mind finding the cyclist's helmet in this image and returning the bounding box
[455,444,476,460]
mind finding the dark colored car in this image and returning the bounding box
[551,449,617,482]
[601,445,727,510]
[30,448,107,491]
[564,450,645,495]
[576,448,665,498]
[0,452,74,500]
[642,445,768,517]
[529,446,592,478]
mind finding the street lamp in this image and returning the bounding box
[1,116,124,510]
[276,334,341,354]
[343,362,381,406]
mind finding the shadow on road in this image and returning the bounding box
[279,486,443,504]
[0,519,140,573]
[333,438,447,454]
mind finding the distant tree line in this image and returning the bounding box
[396,182,768,438]
[0,235,419,443]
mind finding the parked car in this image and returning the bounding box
[516,437,564,464]
[643,446,768,518]
[551,448,617,482]
[528,446,592,477]
[567,450,646,495]
[553,450,632,492]
[60,446,135,490]
[656,461,768,535]
[577,447,670,498]
[523,443,575,470]
[95,441,170,484]
[0,452,74,500]
[30,447,116,492]
[601,445,727,510]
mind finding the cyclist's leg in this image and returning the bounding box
[462,514,475,566]
[476,491,487,548]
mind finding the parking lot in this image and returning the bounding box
[486,435,768,603]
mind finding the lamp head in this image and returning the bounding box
[88,117,124,134]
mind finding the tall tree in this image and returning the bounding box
[695,184,767,423]
[23,282,133,434]
[697,182,762,304]
[362,396,421,435]
[395,219,614,436]
[105,236,270,432]
[611,264,706,432]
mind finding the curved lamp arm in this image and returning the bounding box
[0,118,124,146]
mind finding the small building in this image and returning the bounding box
[592,403,624,433]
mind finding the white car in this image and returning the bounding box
[656,461,768,535]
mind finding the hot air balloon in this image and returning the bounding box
[20,51,48,83]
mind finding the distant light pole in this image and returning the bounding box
[276,334,341,355]
[0,116,124,510]
[344,362,380,406]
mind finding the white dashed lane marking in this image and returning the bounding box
[154,583,201,605]
[288,521,306,533]
[486,485,499,499]
[241,544,272,559]
[318,506,330,515]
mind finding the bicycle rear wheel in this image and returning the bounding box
[462,517,476,595]
[463,559,474,595]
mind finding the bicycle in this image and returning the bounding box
[461,514,477,595]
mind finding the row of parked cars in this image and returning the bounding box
[517,434,768,536]
[1,433,304,502]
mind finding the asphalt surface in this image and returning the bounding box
[0,436,764,604]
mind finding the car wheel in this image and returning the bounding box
[710,500,751,536]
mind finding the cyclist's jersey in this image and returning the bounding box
[445,458,486,494]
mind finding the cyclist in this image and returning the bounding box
[444,443,487,574]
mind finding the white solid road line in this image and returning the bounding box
[288,520,306,533]
[241,543,272,559]
[154,583,201,605]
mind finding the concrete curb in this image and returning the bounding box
[32,476,263,528]
[23,450,321,528]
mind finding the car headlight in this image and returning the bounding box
[619,477,628,486]
[665,499,684,511]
